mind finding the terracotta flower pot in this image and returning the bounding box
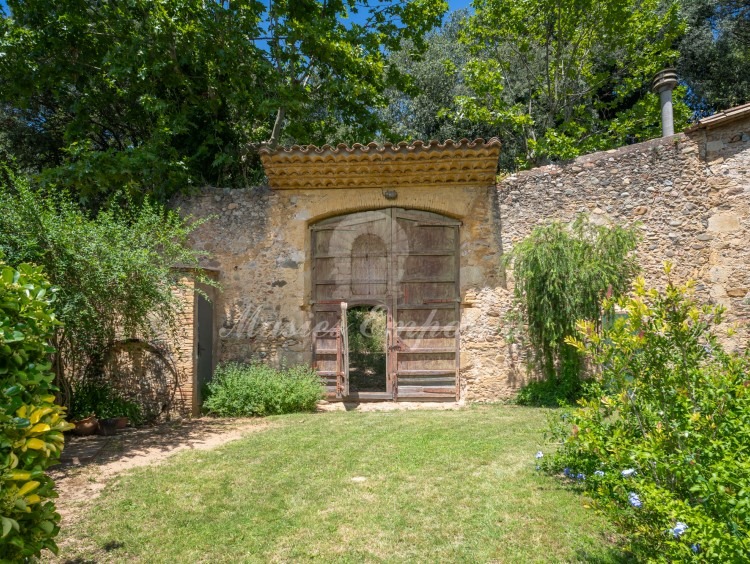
[72,416,99,436]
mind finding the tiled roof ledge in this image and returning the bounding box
[259,138,501,190]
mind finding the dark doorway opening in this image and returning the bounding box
[346,305,387,393]
[196,292,214,406]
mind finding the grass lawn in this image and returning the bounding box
[56,405,629,563]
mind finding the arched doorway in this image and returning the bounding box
[311,208,460,401]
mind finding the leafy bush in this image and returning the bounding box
[69,381,143,426]
[506,214,640,405]
[541,270,750,561]
[0,260,73,560]
[203,363,324,417]
[0,170,211,411]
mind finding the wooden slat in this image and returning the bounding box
[316,279,388,285]
[399,278,456,284]
[397,369,456,376]
[398,377,455,385]
[398,348,456,354]
[397,391,456,399]
[314,253,389,259]
[395,251,455,256]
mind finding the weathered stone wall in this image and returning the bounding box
[172,116,749,405]
[174,185,509,401]
[497,126,750,379]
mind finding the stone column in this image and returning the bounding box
[652,68,679,137]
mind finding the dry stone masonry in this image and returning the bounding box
[171,104,750,408]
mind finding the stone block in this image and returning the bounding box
[708,213,740,232]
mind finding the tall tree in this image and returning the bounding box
[379,10,496,143]
[0,0,446,205]
[677,0,750,112]
[451,0,689,168]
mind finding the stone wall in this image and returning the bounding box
[498,125,750,365]
[172,115,749,405]
[174,184,510,401]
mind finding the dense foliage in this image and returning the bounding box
[379,10,496,144]
[506,215,640,405]
[542,271,750,561]
[0,0,446,205]
[0,260,73,560]
[203,362,325,417]
[0,0,747,195]
[678,0,750,113]
[69,381,144,426]
[454,0,689,166]
[0,172,208,410]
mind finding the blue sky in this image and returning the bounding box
[448,0,473,12]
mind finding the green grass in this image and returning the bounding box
[57,406,630,563]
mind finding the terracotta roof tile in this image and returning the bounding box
[686,103,750,132]
[259,138,501,190]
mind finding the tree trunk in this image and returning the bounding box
[268,107,285,149]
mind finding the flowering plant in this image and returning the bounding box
[542,268,750,561]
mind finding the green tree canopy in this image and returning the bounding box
[453,0,689,168]
[379,10,496,143]
[0,0,446,205]
[677,0,750,112]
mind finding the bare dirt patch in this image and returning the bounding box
[50,417,270,527]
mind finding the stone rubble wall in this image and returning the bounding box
[496,128,750,379]
[173,185,509,401]
[172,118,749,404]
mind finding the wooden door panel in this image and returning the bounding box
[392,210,460,401]
[312,208,459,401]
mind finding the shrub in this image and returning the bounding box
[541,269,750,561]
[506,214,640,405]
[69,381,144,426]
[0,260,73,560]
[0,170,212,411]
[203,362,325,417]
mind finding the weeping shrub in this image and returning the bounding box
[0,260,73,560]
[505,214,640,405]
[203,362,324,417]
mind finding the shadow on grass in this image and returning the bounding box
[574,546,637,563]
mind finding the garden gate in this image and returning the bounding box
[311,208,460,401]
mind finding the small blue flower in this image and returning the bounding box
[669,521,688,539]
[621,468,636,478]
[628,492,642,508]
[535,451,544,459]
[563,467,571,477]
[576,473,586,481]
[691,543,700,554]
[594,470,605,477]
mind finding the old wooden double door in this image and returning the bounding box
[311,208,460,401]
